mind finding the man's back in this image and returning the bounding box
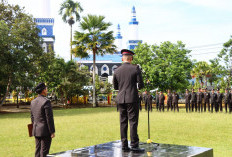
[31,95,55,137]
[113,62,144,104]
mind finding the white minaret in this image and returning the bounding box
[115,24,123,52]
[41,0,51,18]
[128,6,139,40]
[128,6,142,50]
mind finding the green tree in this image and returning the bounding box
[191,61,211,88]
[59,0,83,60]
[218,36,232,88]
[72,14,116,107]
[133,41,193,92]
[0,2,43,105]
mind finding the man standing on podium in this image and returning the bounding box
[113,49,145,153]
[30,83,55,157]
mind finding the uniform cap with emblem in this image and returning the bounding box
[121,49,135,55]
[34,83,46,94]
[217,88,220,91]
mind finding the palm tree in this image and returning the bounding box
[191,61,211,88]
[72,14,116,107]
[59,0,83,60]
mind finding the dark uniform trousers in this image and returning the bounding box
[191,101,197,112]
[156,96,159,111]
[211,102,215,113]
[198,101,203,112]
[225,101,230,112]
[167,100,172,111]
[159,102,164,112]
[204,101,210,112]
[185,101,190,112]
[173,102,179,112]
[118,103,139,148]
[167,94,172,111]
[35,136,52,157]
[224,93,231,113]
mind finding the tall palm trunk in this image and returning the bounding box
[70,24,73,60]
[93,50,96,107]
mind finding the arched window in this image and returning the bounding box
[42,28,47,35]
[90,65,98,75]
[101,64,109,75]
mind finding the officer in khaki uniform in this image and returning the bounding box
[113,49,144,153]
[30,83,55,157]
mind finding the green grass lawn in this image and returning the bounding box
[0,107,231,157]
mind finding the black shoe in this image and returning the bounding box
[122,147,130,152]
[131,147,145,153]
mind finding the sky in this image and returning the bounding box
[7,0,232,62]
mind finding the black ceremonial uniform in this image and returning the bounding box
[159,94,165,112]
[224,92,231,113]
[31,95,55,157]
[229,93,232,113]
[113,62,144,149]
[210,92,217,112]
[185,93,191,112]
[204,92,210,112]
[191,92,197,112]
[172,93,179,112]
[167,93,173,111]
[216,93,223,112]
[145,94,153,112]
[197,92,204,112]
[155,94,159,111]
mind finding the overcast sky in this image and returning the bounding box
[7,0,232,62]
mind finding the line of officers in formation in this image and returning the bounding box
[139,88,232,113]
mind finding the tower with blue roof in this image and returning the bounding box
[35,0,55,53]
[128,6,142,50]
[115,24,123,52]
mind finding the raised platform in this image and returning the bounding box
[47,140,213,157]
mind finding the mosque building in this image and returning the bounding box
[35,1,141,83]
[75,6,143,83]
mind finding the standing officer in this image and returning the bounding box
[138,92,143,111]
[155,91,159,111]
[144,91,153,112]
[229,89,232,113]
[204,88,210,112]
[167,89,173,111]
[191,89,197,112]
[172,91,179,112]
[159,90,165,112]
[210,89,217,113]
[197,88,204,112]
[185,89,191,112]
[224,88,231,113]
[113,49,144,152]
[30,83,55,157]
[216,88,223,112]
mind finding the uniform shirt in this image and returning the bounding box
[113,62,144,104]
[185,93,191,103]
[190,92,197,102]
[172,93,179,104]
[204,92,210,103]
[159,94,165,104]
[216,93,223,103]
[155,94,159,104]
[224,93,231,103]
[167,93,172,102]
[197,92,204,102]
[210,93,217,103]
